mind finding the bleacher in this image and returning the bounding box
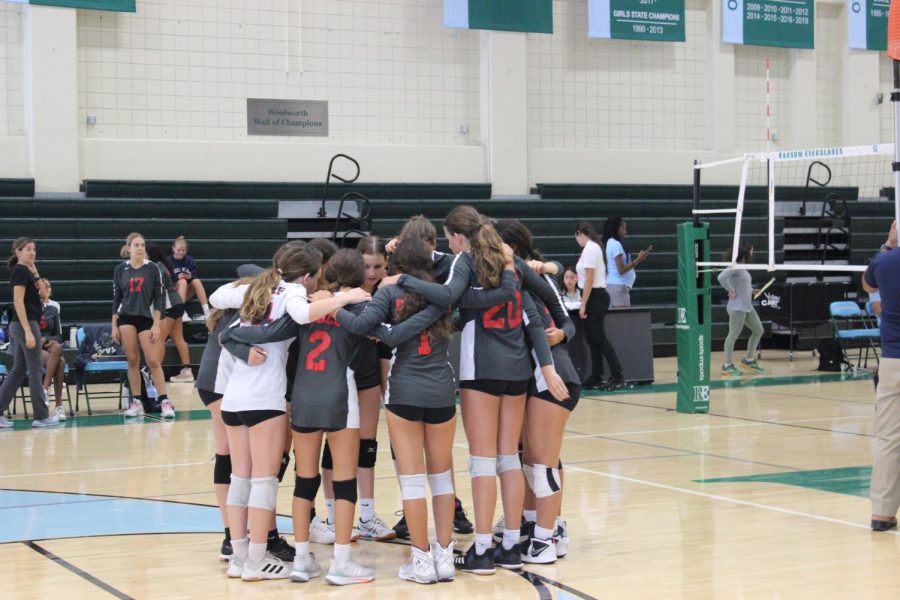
[0,179,895,365]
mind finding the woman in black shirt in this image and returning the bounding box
[0,238,57,428]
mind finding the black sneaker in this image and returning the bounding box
[454,544,495,575]
[601,377,626,391]
[267,535,295,563]
[493,542,524,570]
[392,511,409,539]
[219,537,232,561]
[520,520,535,542]
[453,498,474,534]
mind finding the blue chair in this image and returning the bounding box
[829,301,880,371]
[11,363,74,420]
[74,327,129,415]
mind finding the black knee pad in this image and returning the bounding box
[333,478,358,504]
[277,452,290,483]
[321,440,333,470]
[293,474,321,502]
[358,439,377,469]
[213,454,231,485]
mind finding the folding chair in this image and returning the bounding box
[74,326,129,416]
[13,363,75,419]
[829,301,880,371]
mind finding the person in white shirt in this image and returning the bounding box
[575,221,624,391]
[602,217,651,308]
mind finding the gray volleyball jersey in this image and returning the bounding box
[528,274,580,388]
[336,285,454,409]
[158,263,184,311]
[112,260,165,319]
[195,309,239,393]
[398,251,514,308]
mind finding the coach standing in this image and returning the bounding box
[864,221,900,531]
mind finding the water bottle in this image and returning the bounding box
[68,325,78,349]
[146,379,158,404]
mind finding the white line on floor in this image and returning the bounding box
[0,461,210,479]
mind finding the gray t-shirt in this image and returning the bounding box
[113,260,164,319]
[718,267,753,312]
[196,309,238,393]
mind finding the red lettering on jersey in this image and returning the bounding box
[315,315,341,327]
[417,331,432,356]
[128,277,144,292]
[482,290,523,330]
[305,330,331,372]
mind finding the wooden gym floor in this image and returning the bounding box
[0,350,894,599]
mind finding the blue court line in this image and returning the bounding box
[0,490,291,544]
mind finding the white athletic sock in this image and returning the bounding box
[231,537,249,558]
[333,543,350,563]
[534,525,554,541]
[474,533,492,555]
[249,541,267,563]
[202,303,210,316]
[325,498,336,524]
[523,509,537,522]
[359,499,375,522]
[502,528,519,550]
[294,540,309,557]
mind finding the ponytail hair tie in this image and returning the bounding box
[277,268,283,274]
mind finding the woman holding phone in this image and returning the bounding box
[602,217,651,308]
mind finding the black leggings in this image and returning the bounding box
[584,288,622,380]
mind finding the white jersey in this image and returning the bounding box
[214,280,307,413]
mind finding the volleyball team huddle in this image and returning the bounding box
[169,205,579,586]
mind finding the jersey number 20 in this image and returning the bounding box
[305,331,331,372]
[482,291,522,330]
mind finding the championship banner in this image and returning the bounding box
[888,0,900,59]
[8,0,136,11]
[443,0,553,34]
[588,0,685,42]
[849,0,889,50]
[722,0,814,49]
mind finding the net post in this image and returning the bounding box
[676,222,711,414]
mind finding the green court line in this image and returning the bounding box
[4,371,871,431]
[583,371,872,397]
[696,466,873,498]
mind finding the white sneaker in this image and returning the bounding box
[309,516,335,545]
[182,312,191,323]
[554,519,569,558]
[160,399,176,419]
[324,557,374,586]
[290,552,322,582]
[431,540,455,582]
[522,537,557,564]
[0,415,13,429]
[241,552,290,581]
[492,516,505,543]
[357,514,396,541]
[54,406,67,421]
[170,368,194,383]
[32,415,60,428]
[226,553,245,578]
[399,546,437,584]
[124,399,143,417]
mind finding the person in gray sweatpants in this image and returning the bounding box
[717,239,764,377]
[0,237,56,428]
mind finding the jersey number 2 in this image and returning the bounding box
[305,331,331,372]
[482,291,523,330]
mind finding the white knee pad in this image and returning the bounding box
[468,455,497,479]
[427,470,455,497]
[226,474,251,508]
[496,454,521,475]
[522,464,535,491]
[532,463,561,498]
[247,476,279,511]
[399,473,427,501]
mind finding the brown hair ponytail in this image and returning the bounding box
[445,205,504,288]
[240,245,322,323]
[7,237,33,269]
